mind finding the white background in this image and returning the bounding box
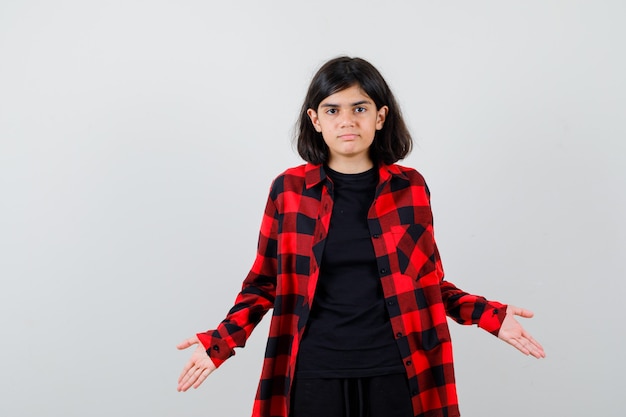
[1,1,624,416]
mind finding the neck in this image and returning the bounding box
[326,156,374,174]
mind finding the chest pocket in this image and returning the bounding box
[391,224,440,281]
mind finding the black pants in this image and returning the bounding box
[290,374,414,417]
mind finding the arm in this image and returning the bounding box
[196,192,279,366]
[440,279,507,335]
[440,280,545,358]
[177,191,280,391]
[424,177,544,358]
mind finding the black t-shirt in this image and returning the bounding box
[295,166,405,378]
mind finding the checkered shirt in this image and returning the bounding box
[197,163,506,417]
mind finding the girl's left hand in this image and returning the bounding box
[497,306,546,359]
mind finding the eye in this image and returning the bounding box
[325,108,337,115]
[355,107,366,113]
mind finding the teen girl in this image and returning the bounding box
[177,56,545,417]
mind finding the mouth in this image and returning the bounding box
[338,134,358,140]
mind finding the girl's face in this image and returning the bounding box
[307,84,387,172]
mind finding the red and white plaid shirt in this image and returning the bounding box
[198,163,506,417]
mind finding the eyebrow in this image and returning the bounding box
[320,100,372,108]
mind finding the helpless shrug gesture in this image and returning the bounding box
[177,56,544,417]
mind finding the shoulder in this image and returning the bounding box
[386,163,428,185]
[268,164,308,198]
[279,164,308,179]
[383,163,434,202]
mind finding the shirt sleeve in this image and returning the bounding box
[196,189,279,367]
[439,278,508,336]
[425,179,507,336]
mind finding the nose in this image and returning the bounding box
[339,112,355,128]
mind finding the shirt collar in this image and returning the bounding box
[304,162,408,189]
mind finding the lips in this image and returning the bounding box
[338,134,358,140]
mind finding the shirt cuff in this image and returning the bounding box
[477,303,508,336]
[196,331,235,368]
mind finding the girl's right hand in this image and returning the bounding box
[177,335,217,392]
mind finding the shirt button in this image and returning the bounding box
[212,345,220,352]
[405,360,412,366]
[380,268,387,274]
[387,300,394,305]
[396,332,403,338]
[373,234,380,238]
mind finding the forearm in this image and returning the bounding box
[197,282,275,366]
[440,280,507,336]
[197,195,279,366]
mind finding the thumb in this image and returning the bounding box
[510,305,534,319]
[177,336,199,350]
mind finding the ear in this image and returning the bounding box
[376,105,388,130]
[307,108,322,132]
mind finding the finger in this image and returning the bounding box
[192,368,213,389]
[520,329,546,357]
[178,366,202,392]
[508,337,531,356]
[510,306,534,319]
[514,333,545,358]
[524,341,544,359]
[178,360,196,384]
[529,347,546,359]
[178,368,191,388]
[525,336,546,358]
[176,337,198,350]
[522,330,540,348]
[532,341,546,357]
[177,370,192,391]
[179,375,195,392]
